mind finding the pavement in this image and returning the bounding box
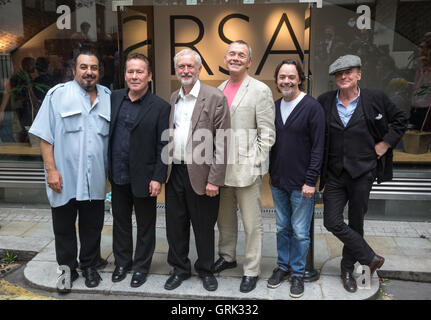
[1,206,431,300]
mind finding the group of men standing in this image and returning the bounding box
[29,40,407,298]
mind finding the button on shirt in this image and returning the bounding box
[173,80,200,162]
[29,80,111,208]
[111,90,147,185]
[336,87,361,127]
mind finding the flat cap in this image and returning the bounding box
[329,55,362,75]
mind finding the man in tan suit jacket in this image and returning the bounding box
[164,49,230,292]
[214,40,276,293]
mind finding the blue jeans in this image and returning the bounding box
[271,185,314,278]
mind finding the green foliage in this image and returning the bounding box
[415,85,431,97]
[1,250,18,264]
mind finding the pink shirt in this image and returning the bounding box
[223,80,242,108]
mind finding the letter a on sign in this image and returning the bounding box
[356,5,371,30]
[57,5,71,30]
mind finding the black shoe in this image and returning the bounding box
[213,257,237,273]
[341,271,357,293]
[130,271,147,288]
[164,273,191,291]
[112,266,131,283]
[201,274,218,291]
[56,269,79,294]
[267,267,290,289]
[290,276,304,298]
[82,267,102,288]
[240,276,258,293]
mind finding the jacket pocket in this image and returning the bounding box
[61,110,83,133]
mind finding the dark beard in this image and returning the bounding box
[81,79,96,91]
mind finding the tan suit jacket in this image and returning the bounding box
[166,82,230,195]
[218,75,276,187]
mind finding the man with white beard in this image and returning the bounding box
[164,49,230,292]
[267,59,325,298]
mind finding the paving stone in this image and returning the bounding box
[363,236,399,255]
[2,207,431,299]
[0,221,37,236]
[0,235,51,252]
[32,241,56,262]
[314,234,330,269]
[325,235,343,258]
[21,222,54,238]
[149,252,172,275]
[394,237,431,249]
[155,229,169,253]
[320,274,379,300]
[25,260,113,294]
[320,257,380,300]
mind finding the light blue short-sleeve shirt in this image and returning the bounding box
[29,80,111,208]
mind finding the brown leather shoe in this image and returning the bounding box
[368,255,385,276]
[341,271,357,293]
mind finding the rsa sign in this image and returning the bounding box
[169,13,308,76]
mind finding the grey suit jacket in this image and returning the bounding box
[218,75,276,187]
[166,81,231,195]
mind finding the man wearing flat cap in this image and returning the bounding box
[318,54,407,293]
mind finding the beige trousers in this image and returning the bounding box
[217,178,263,277]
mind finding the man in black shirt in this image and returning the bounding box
[108,53,170,288]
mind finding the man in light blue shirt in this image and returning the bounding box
[29,52,110,292]
[337,87,361,126]
[336,87,360,127]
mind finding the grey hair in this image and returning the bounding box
[174,49,202,69]
[227,40,252,62]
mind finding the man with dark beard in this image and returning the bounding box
[29,51,111,293]
[267,59,325,298]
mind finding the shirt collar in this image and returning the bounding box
[336,87,361,105]
[179,80,200,99]
[125,88,149,103]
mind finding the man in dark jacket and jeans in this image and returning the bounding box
[318,55,407,293]
[268,59,325,298]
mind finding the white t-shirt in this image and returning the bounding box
[280,91,306,124]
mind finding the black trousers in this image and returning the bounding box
[323,169,376,273]
[111,182,157,273]
[51,199,104,271]
[165,164,220,277]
